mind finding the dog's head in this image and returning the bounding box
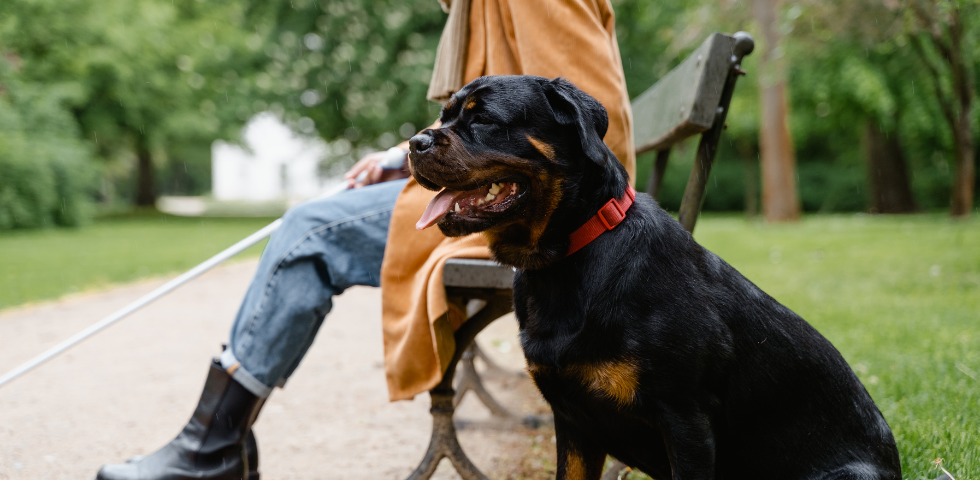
[410,75,629,269]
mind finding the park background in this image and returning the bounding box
[0,0,978,479]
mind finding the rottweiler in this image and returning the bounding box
[409,75,902,480]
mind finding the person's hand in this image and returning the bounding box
[343,149,409,188]
[344,151,387,188]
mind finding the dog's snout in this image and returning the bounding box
[410,133,434,154]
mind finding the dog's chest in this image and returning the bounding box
[526,358,641,409]
[526,355,671,476]
[514,273,642,407]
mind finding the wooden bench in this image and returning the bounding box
[406,31,755,480]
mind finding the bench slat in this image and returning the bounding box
[631,32,737,154]
[443,258,515,289]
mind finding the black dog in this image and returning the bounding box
[409,75,901,480]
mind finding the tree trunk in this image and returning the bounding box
[135,135,157,207]
[744,154,759,217]
[752,0,801,222]
[916,7,975,217]
[950,108,975,216]
[863,123,917,214]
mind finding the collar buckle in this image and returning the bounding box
[565,186,637,257]
[597,199,626,230]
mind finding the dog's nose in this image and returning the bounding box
[410,133,434,154]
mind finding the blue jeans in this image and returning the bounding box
[218,179,408,397]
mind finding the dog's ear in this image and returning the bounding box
[539,77,610,165]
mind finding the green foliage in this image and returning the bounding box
[783,3,970,212]
[1,0,270,215]
[2,0,978,223]
[615,0,979,213]
[63,0,268,200]
[613,0,705,98]
[0,60,96,229]
[241,0,446,170]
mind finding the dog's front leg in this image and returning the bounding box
[554,415,606,480]
[659,407,717,480]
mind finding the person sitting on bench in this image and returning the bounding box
[95,1,636,478]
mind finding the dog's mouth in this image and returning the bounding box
[416,180,525,230]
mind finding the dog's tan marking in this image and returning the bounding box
[444,96,458,111]
[526,135,556,161]
[526,362,551,384]
[464,99,477,110]
[567,359,639,407]
[563,450,589,480]
[534,177,562,237]
[483,168,563,269]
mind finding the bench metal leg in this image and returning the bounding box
[405,291,512,480]
[406,392,491,480]
[453,343,518,418]
[647,149,671,201]
[472,342,527,379]
[453,343,552,428]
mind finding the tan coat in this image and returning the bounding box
[381,0,635,401]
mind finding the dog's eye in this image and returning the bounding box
[470,115,492,126]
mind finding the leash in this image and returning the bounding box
[566,185,636,256]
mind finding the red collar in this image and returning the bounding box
[566,185,636,256]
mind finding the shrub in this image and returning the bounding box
[0,63,96,230]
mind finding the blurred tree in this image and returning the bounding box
[0,58,96,228]
[904,0,976,217]
[241,0,446,172]
[70,0,266,206]
[793,0,920,213]
[3,0,268,208]
[864,122,918,213]
[797,0,977,215]
[752,0,802,222]
[613,0,712,98]
[3,0,974,224]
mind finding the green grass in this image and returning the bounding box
[3,213,978,478]
[0,213,274,310]
[624,213,979,480]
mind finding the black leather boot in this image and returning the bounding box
[244,430,259,480]
[96,359,265,480]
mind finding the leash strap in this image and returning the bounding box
[566,185,636,256]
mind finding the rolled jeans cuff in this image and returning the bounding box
[219,349,274,398]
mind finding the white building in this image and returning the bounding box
[212,113,333,202]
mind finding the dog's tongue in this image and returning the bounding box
[417,188,461,230]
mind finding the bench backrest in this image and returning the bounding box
[628,31,754,233]
[631,32,752,154]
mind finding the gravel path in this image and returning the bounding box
[0,260,553,480]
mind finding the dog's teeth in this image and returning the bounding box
[489,183,501,195]
[485,193,495,201]
[477,199,485,205]
[454,202,461,213]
